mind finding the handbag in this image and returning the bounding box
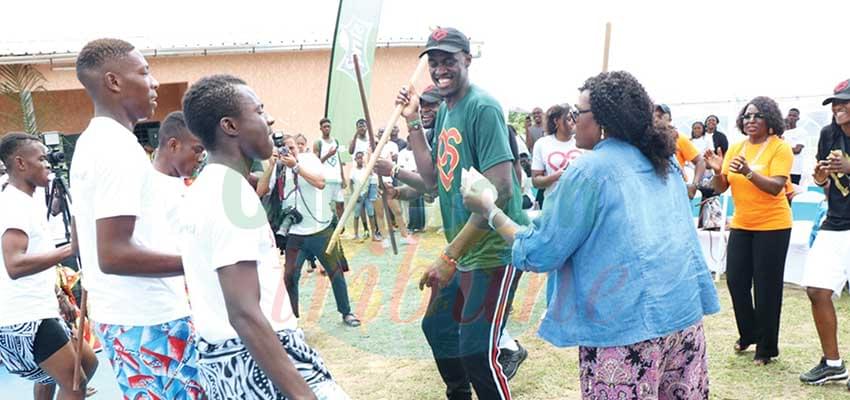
[698,196,722,231]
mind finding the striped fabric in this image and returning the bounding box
[196,328,348,400]
[0,319,69,384]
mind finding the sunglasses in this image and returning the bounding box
[570,105,592,121]
[740,112,765,122]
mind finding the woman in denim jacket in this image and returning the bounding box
[462,71,720,400]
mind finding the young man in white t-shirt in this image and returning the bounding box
[349,151,377,241]
[314,118,347,221]
[0,134,98,399]
[69,38,201,398]
[181,75,348,399]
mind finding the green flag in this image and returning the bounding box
[324,0,384,162]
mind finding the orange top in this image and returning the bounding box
[722,136,793,230]
[675,133,700,170]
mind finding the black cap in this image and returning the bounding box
[420,85,443,104]
[420,27,470,58]
[823,79,850,106]
[655,103,671,116]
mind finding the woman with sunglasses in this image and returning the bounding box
[462,71,719,399]
[704,96,793,366]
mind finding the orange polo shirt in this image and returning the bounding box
[722,136,793,231]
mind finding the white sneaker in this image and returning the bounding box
[381,239,391,249]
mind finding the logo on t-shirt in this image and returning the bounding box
[437,127,463,191]
[546,149,582,171]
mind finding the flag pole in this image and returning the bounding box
[323,0,345,119]
[602,22,612,72]
[326,56,428,254]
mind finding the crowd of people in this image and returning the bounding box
[0,25,849,400]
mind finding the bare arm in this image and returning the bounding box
[746,173,787,196]
[792,144,804,155]
[531,169,562,189]
[291,156,325,190]
[407,126,438,192]
[690,154,706,187]
[218,262,316,400]
[444,161,515,259]
[2,230,72,279]
[256,156,280,197]
[96,216,183,276]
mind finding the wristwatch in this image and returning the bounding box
[744,170,753,180]
[407,119,422,131]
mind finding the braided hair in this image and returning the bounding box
[546,104,568,135]
[579,71,675,178]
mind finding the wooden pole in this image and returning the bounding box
[352,53,398,254]
[326,56,428,254]
[602,22,612,72]
[72,288,87,391]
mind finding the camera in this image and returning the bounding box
[47,151,65,167]
[278,206,303,235]
[273,131,285,148]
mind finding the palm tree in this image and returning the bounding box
[0,64,47,135]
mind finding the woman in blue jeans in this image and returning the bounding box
[462,71,720,400]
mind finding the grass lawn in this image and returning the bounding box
[294,230,850,399]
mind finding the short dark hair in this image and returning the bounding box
[354,151,365,158]
[789,107,800,114]
[579,71,675,178]
[0,132,39,169]
[705,114,719,124]
[182,74,248,151]
[76,38,135,84]
[157,111,192,147]
[356,118,366,125]
[735,96,785,136]
[319,118,331,126]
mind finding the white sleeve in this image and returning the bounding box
[208,186,263,270]
[531,138,545,171]
[94,152,146,220]
[2,197,31,237]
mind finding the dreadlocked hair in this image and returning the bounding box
[579,71,675,178]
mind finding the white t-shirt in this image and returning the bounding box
[350,167,370,197]
[69,117,191,326]
[531,135,583,195]
[318,137,344,183]
[691,135,711,155]
[784,127,805,175]
[398,148,417,172]
[379,141,399,185]
[276,153,334,236]
[178,164,297,343]
[515,135,531,157]
[352,136,371,160]
[0,186,60,325]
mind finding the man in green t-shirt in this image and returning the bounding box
[396,27,529,399]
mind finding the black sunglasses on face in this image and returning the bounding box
[740,112,765,121]
[571,105,591,121]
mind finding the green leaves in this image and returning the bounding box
[0,64,47,135]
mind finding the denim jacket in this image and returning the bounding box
[512,138,720,348]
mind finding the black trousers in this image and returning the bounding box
[422,265,518,400]
[726,228,791,359]
[790,174,801,185]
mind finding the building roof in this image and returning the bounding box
[0,35,432,65]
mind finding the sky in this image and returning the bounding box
[3,0,849,114]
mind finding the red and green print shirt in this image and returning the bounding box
[431,85,529,270]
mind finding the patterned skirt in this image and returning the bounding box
[579,321,709,400]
